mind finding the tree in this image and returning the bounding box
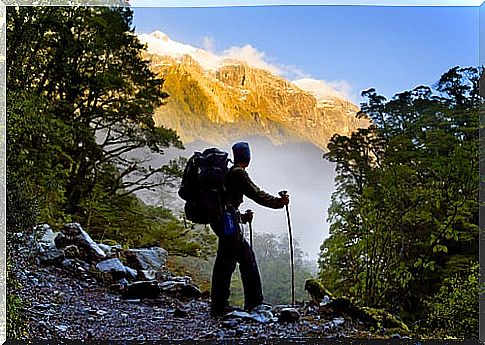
[253,232,313,305]
[7,6,183,223]
[319,67,480,331]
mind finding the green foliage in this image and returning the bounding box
[418,261,479,339]
[7,5,182,224]
[319,67,480,332]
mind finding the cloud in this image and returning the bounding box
[292,78,354,102]
[221,44,281,75]
[140,31,355,102]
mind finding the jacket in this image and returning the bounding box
[224,166,285,211]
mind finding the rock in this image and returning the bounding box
[159,281,201,298]
[60,223,106,262]
[319,295,332,306]
[322,317,346,330]
[391,333,401,339]
[98,243,122,258]
[63,245,81,259]
[272,304,293,314]
[171,275,191,284]
[278,308,300,323]
[221,320,239,328]
[174,307,188,318]
[38,248,65,264]
[37,224,58,246]
[122,281,160,299]
[137,269,156,281]
[179,284,202,298]
[96,258,137,280]
[55,324,68,332]
[124,247,168,271]
[95,310,108,316]
[224,310,253,320]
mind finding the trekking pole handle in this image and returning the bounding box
[278,190,288,197]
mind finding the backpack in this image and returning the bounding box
[178,148,230,224]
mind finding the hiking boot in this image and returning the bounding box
[245,302,272,313]
[210,304,241,317]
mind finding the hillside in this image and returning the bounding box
[140,32,368,150]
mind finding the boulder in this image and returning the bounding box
[122,281,160,299]
[278,308,300,323]
[37,224,58,246]
[137,270,156,281]
[124,247,168,271]
[58,223,106,262]
[63,245,81,259]
[96,258,137,280]
[38,248,65,264]
[180,284,202,298]
[97,243,122,259]
[159,280,202,298]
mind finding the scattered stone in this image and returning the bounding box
[122,281,160,300]
[322,317,346,330]
[96,310,109,317]
[391,333,401,339]
[278,308,300,323]
[55,324,68,332]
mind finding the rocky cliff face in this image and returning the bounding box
[143,38,368,151]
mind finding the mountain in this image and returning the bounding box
[139,31,369,151]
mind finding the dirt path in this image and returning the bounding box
[15,262,373,341]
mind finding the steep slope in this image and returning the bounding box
[141,32,368,151]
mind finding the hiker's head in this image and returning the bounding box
[232,142,251,167]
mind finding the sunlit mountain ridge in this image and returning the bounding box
[139,31,369,150]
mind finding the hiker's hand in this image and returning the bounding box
[280,194,290,206]
[243,209,254,223]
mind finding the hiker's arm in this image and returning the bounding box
[237,169,285,209]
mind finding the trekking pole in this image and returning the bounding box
[279,190,295,306]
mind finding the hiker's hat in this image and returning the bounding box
[232,142,251,164]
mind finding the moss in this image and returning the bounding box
[362,307,410,334]
[6,293,28,339]
[304,278,335,301]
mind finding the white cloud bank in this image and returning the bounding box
[138,30,355,102]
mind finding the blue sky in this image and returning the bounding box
[132,5,478,102]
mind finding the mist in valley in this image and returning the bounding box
[135,136,337,265]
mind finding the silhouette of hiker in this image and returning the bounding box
[210,141,290,317]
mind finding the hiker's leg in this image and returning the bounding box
[238,236,263,310]
[211,222,238,314]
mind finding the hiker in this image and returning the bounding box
[210,141,290,317]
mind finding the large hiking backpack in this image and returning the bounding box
[178,148,230,224]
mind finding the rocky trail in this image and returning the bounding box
[12,223,410,341]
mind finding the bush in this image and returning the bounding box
[419,262,479,339]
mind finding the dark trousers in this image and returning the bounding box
[210,220,263,312]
